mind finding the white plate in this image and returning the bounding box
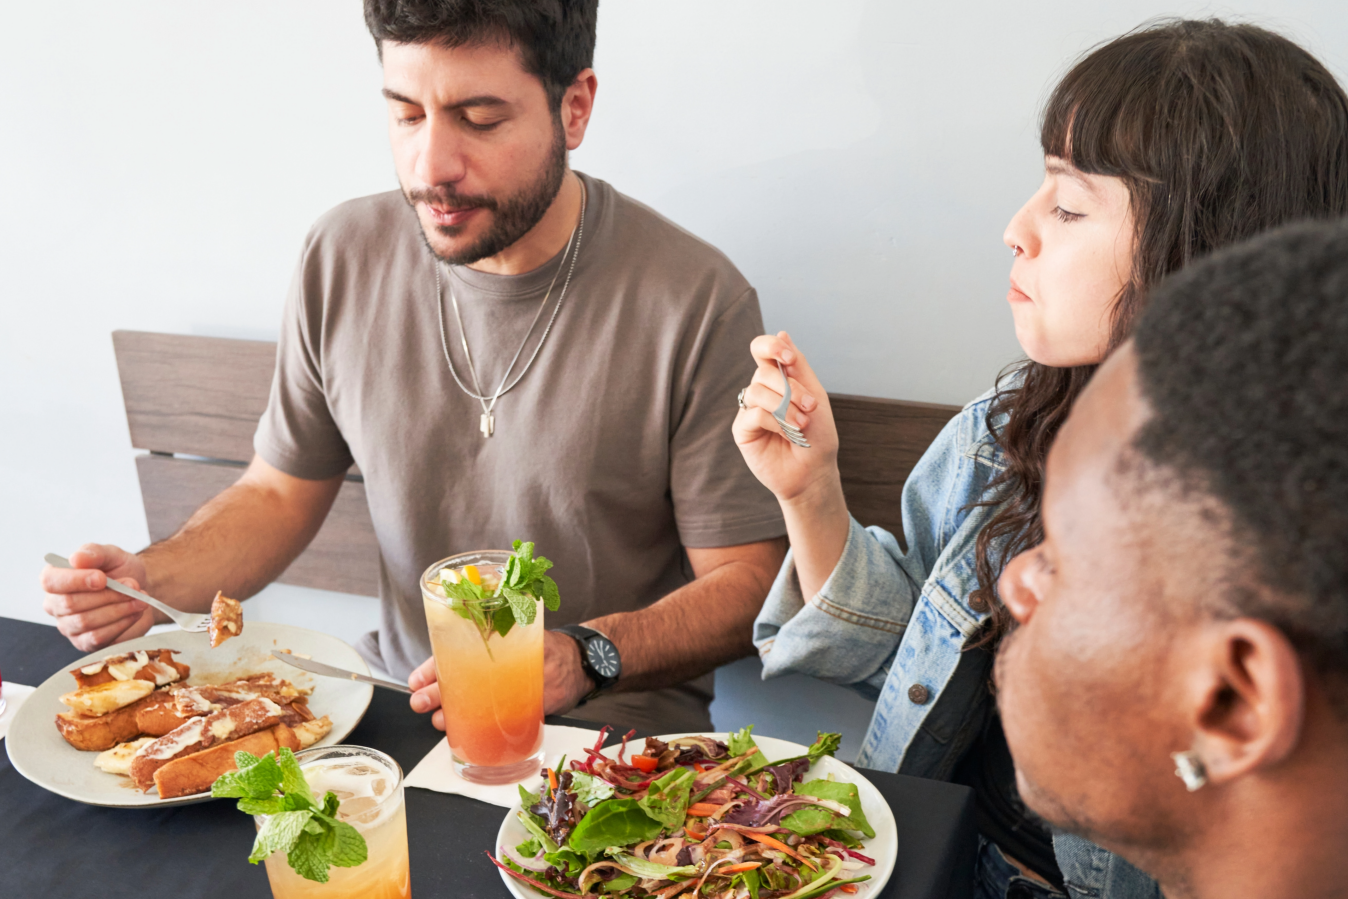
[5,621,374,807]
[495,732,897,898]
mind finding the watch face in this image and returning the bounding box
[585,639,621,680]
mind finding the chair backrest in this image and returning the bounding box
[113,330,960,597]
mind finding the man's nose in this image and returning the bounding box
[997,551,1041,625]
[415,115,468,187]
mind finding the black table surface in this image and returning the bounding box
[0,616,975,898]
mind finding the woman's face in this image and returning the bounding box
[1003,157,1135,367]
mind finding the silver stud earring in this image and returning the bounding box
[1171,750,1207,792]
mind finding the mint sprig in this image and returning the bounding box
[212,748,369,883]
[437,540,561,647]
[498,540,561,627]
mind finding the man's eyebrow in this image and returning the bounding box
[1045,159,1101,196]
[380,88,509,111]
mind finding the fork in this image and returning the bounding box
[44,553,211,633]
[774,361,811,448]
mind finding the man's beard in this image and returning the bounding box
[404,119,568,267]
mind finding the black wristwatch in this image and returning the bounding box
[554,624,621,704]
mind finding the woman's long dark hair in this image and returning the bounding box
[970,19,1348,641]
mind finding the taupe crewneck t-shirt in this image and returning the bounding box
[254,173,785,732]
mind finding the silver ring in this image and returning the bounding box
[737,388,748,410]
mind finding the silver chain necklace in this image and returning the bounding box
[435,183,586,437]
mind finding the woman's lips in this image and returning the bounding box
[1007,283,1033,304]
[425,204,482,227]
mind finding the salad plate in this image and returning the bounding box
[494,731,898,898]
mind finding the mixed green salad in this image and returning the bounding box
[490,727,877,899]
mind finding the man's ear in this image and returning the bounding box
[561,68,597,151]
[1187,618,1305,784]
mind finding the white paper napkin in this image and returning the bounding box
[0,683,36,743]
[405,724,602,807]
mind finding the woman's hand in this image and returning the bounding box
[733,332,840,503]
[733,332,852,598]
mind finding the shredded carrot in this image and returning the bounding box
[719,862,763,874]
[631,754,659,773]
[548,768,558,792]
[686,802,723,817]
[684,826,707,841]
[725,829,818,871]
[840,885,859,894]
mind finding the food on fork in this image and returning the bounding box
[129,696,285,791]
[208,591,244,648]
[71,649,189,689]
[153,723,300,800]
[59,678,155,716]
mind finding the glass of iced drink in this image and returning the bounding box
[421,551,545,784]
[256,745,410,899]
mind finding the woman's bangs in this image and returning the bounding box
[1040,39,1163,181]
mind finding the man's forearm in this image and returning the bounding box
[140,458,344,613]
[586,538,787,694]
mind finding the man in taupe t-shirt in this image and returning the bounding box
[40,0,787,733]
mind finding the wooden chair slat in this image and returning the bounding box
[831,393,961,545]
[113,330,276,461]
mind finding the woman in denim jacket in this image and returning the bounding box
[733,19,1348,899]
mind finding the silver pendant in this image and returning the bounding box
[480,412,494,438]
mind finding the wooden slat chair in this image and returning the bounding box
[112,330,960,597]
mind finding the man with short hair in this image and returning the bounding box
[40,0,787,734]
[995,220,1348,898]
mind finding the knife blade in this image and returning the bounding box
[271,650,413,694]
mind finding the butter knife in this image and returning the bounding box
[271,650,413,694]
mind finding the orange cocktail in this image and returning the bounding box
[421,551,544,784]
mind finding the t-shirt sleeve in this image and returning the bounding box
[253,235,356,480]
[669,287,787,548]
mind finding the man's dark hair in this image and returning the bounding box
[363,0,598,109]
[1133,219,1348,686]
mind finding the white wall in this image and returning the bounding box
[4,1,1346,657]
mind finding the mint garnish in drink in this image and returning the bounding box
[436,540,561,646]
[212,748,368,883]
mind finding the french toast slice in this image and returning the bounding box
[152,724,299,800]
[71,649,189,689]
[292,715,333,749]
[60,679,155,716]
[134,689,198,736]
[55,692,157,751]
[129,696,284,791]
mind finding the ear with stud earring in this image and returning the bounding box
[1171,750,1207,791]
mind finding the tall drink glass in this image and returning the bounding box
[256,745,410,899]
[421,551,545,784]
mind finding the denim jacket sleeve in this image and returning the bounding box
[753,388,1006,750]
